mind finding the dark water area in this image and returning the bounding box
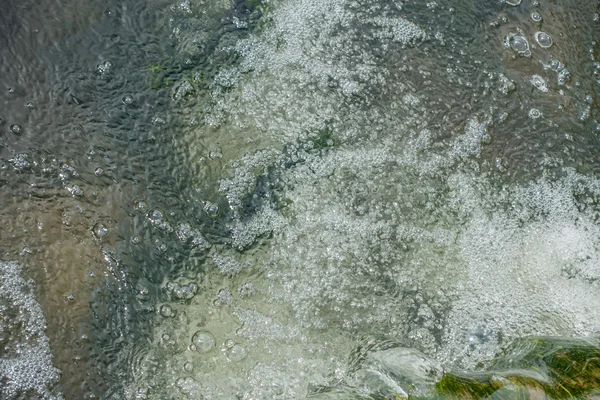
[2,0,600,398]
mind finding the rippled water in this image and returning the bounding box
[1,0,600,398]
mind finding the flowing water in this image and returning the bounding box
[1,0,600,398]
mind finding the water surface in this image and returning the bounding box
[1,0,600,398]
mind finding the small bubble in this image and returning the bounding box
[530,75,548,92]
[183,362,193,372]
[92,223,109,239]
[225,344,247,362]
[149,209,165,222]
[191,330,215,353]
[26,102,34,109]
[94,167,104,176]
[531,12,542,22]
[67,294,75,301]
[134,200,148,213]
[172,284,184,299]
[10,124,23,135]
[505,0,521,4]
[159,304,174,317]
[535,31,553,48]
[203,202,220,217]
[8,88,15,94]
[131,236,141,244]
[508,35,529,53]
[180,285,193,299]
[122,95,134,105]
[529,108,542,119]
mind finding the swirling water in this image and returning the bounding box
[1,0,600,398]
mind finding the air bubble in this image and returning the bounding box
[530,75,548,92]
[528,108,542,119]
[122,95,134,105]
[149,209,165,222]
[509,36,528,52]
[203,201,220,217]
[92,223,109,239]
[134,200,148,213]
[225,344,247,362]
[531,12,542,22]
[183,362,193,372]
[191,330,215,353]
[535,31,553,48]
[10,124,22,135]
[26,102,34,109]
[94,167,104,176]
[506,33,530,56]
[159,304,174,317]
[505,0,521,5]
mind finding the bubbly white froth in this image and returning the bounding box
[0,261,62,399]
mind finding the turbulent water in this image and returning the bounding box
[1,0,600,398]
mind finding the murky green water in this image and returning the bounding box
[2,0,600,398]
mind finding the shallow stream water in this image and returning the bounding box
[1,0,600,398]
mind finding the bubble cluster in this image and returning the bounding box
[166,281,197,300]
[0,262,61,399]
[175,223,209,249]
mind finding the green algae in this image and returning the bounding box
[435,337,600,399]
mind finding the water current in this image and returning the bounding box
[2,0,600,398]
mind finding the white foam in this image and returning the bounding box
[0,261,62,399]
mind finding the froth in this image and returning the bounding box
[0,261,62,399]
